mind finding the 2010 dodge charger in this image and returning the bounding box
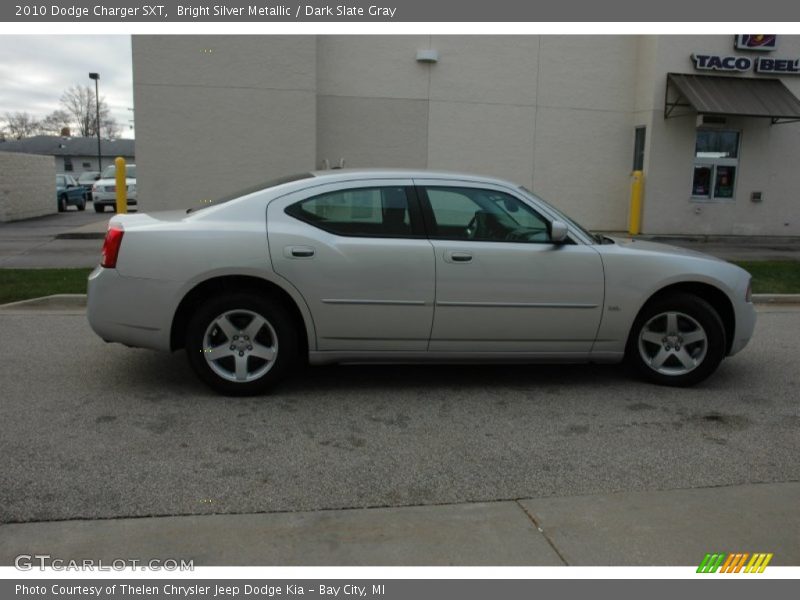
[87,169,756,395]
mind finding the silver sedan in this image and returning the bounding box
[87,170,756,395]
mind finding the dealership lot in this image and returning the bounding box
[0,305,798,526]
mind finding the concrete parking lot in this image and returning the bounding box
[0,305,798,527]
[0,210,107,268]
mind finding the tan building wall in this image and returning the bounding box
[133,35,800,235]
[0,151,56,222]
[132,35,317,208]
[638,35,800,236]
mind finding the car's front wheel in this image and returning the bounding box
[58,195,67,212]
[626,293,726,387]
[185,293,299,396]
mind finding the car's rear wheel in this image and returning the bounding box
[78,197,86,211]
[94,204,104,213]
[626,292,726,387]
[185,292,299,396]
[58,195,67,212]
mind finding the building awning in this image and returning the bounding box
[665,73,800,124]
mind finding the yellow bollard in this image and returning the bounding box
[114,157,128,214]
[628,170,643,235]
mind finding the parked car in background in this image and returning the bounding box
[77,171,101,201]
[87,169,756,396]
[92,164,137,213]
[56,174,86,212]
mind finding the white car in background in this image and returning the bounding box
[87,169,756,396]
[92,164,137,213]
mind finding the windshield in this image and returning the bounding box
[101,165,136,179]
[78,172,98,183]
[518,186,598,243]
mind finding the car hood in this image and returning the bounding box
[96,177,136,185]
[603,236,725,262]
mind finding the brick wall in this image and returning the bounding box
[0,151,56,222]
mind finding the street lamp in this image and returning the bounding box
[89,72,101,171]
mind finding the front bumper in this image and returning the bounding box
[729,300,757,356]
[93,193,138,207]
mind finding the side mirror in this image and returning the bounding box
[550,220,569,243]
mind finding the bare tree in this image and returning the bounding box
[39,109,72,136]
[59,84,120,138]
[101,117,122,139]
[2,111,40,139]
[60,85,97,137]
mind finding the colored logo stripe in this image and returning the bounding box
[697,553,773,573]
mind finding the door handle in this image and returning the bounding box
[446,251,473,263]
[285,246,315,259]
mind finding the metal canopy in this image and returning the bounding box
[665,73,800,124]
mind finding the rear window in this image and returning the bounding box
[187,172,315,213]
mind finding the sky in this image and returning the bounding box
[0,35,134,138]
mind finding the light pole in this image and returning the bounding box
[89,72,101,171]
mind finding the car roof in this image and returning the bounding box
[307,168,519,188]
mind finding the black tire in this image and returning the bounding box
[185,292,299,396]
[58,195,67,212]
[94,204,104,213]
[625,292,726,387]
[78,198,86,211]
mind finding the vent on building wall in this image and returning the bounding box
[321,158,346,170]
[416,49,439,63]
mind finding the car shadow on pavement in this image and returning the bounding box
[107,347,748,401]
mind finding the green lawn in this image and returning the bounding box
[0,261,798,306]
[0,268,93,305]
[733,261,800,294]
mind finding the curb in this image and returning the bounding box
[2,293,800,312]
[752,294,800,304]
[0,294,87,311]
[55,232,105,240]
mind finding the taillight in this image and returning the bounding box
[101,227,124,268]
[745,279,753,303]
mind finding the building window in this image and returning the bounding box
[691,129,740,200]
[63,157,73,172]
[632,126,646,171]
[82,162,91,169]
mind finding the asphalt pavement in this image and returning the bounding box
[0,210,108,268]
[0,305,797,525]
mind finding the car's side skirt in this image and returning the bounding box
[308,350,624,366]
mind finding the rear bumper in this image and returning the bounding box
[87,267,177,351]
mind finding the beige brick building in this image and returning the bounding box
[0,152,56,222]
[132,35,800,236]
